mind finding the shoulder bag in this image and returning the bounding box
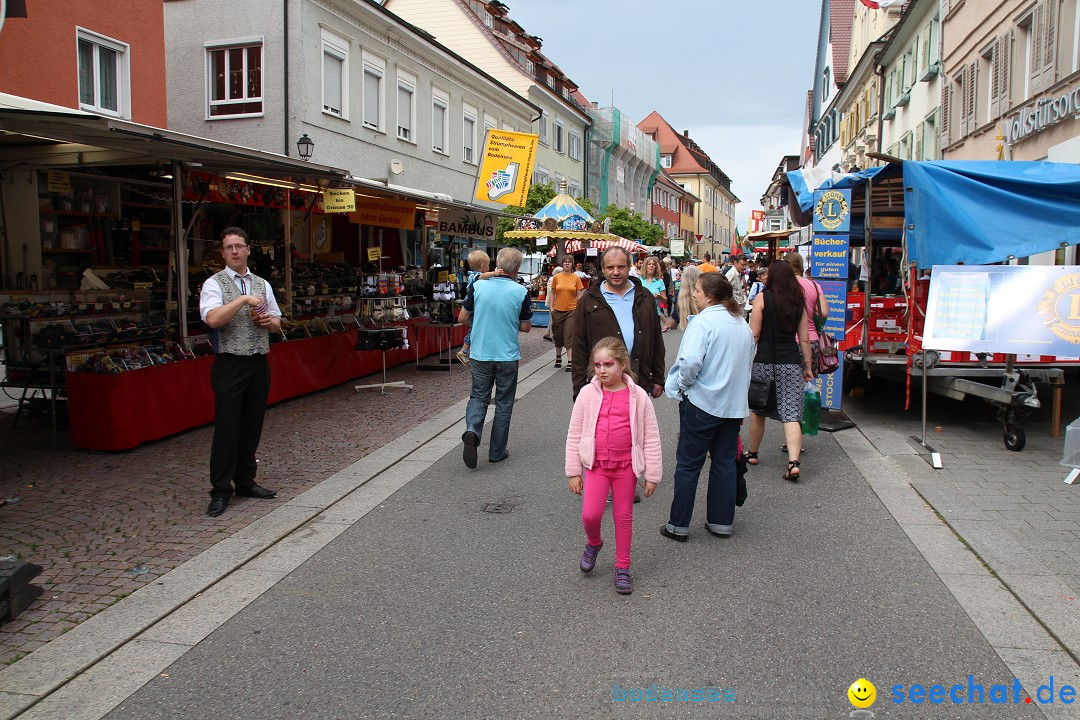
[812,282,839,375]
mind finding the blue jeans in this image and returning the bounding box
[667,399,741,532]
[465,359,519,460]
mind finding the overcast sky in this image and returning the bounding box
[507,0,824,232]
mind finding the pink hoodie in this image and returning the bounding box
[564,377,663,485]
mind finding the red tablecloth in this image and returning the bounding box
[67,320,466,451]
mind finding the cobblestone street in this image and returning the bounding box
[0,331,551,664]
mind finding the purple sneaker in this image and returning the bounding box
[579,541,602,572]
[614,567,633,595]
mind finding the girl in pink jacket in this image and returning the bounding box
[565,337,663,595]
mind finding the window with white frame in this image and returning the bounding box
[553,118,564,153]
[660,154,672,168]
[568,129,581,160]
[432,88,448,154]
[321,29,347,118]
[78,29,130,118]
[568,182,580,197]
[538,110,548,145]
[397,70,416,141]
[463,103,477,163]
[1072,0,1080,74]
[534,166,550,186]
[924,109,939,160]
[206,39,262,118]
[362,54,385,130]
[546,74,555,89]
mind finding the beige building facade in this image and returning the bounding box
[942,0,1080,163]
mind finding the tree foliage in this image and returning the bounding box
[602,205,664,245]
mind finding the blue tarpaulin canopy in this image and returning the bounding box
[787,161,1080,269]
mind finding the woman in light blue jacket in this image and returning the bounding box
[661,272,755,541]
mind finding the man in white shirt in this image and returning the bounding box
[724,253,749,310]
[199,227,282,517]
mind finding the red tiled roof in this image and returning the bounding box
[830,0,856,84]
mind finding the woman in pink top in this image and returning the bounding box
[785,251,829,373]
[565,337,662,595]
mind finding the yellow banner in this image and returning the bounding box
[473,129,538,206]
[349,197,417,229]
[323,189,356,213]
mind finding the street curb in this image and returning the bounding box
[833,426,1080,718]
[0,355,560,720]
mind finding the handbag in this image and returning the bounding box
[748,378,774,413]
[748,294,777,413]
[811,283,839,375]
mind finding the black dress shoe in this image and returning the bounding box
[462,431,479,469]
[235,484,277,499]
[206,498,228,517]
[660,525,688,543]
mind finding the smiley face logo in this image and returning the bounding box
[848,678,876,709]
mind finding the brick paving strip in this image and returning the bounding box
[0,332,552,667]
[837,390,1080,720]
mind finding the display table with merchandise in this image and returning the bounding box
[66,319,466,450]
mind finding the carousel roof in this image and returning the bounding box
[531,192,595,223]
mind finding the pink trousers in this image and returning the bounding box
[582,463,637,569]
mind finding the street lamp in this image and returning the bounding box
[296,134,314,161]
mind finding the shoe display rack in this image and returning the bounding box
[353,298,413,395]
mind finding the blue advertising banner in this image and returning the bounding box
[923,265,1080,357]
[812,188,852,233]
[810,234,849,279]
[813,280,848,340]
[811,351,844,410]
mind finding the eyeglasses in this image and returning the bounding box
[593,360,618,369]
[222,244,248,252]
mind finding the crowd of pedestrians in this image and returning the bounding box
[456,246,826,595]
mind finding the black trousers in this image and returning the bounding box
[209,353,270,500]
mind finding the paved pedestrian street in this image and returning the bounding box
[3,331,1079,718]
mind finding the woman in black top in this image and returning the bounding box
[745,260,813,481]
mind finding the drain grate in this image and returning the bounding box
[480,502,514,514]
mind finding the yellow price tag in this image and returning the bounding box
[367,247,381,261]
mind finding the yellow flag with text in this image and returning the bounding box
[473,129,539,206]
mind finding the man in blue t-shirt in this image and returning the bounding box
[457,247,533,468]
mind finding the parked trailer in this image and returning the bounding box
[786,161,1080,451]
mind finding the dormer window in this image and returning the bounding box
[484,13,493,28]
[526,59,535,74]
[546,74,555,89]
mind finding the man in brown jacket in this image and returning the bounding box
[571,247,666,400]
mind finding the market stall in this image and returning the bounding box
[785,160,1080,451]
[0,95,467,450]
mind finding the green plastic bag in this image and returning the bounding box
[802,382,820,436]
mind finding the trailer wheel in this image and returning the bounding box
[1004,425,1026,452]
